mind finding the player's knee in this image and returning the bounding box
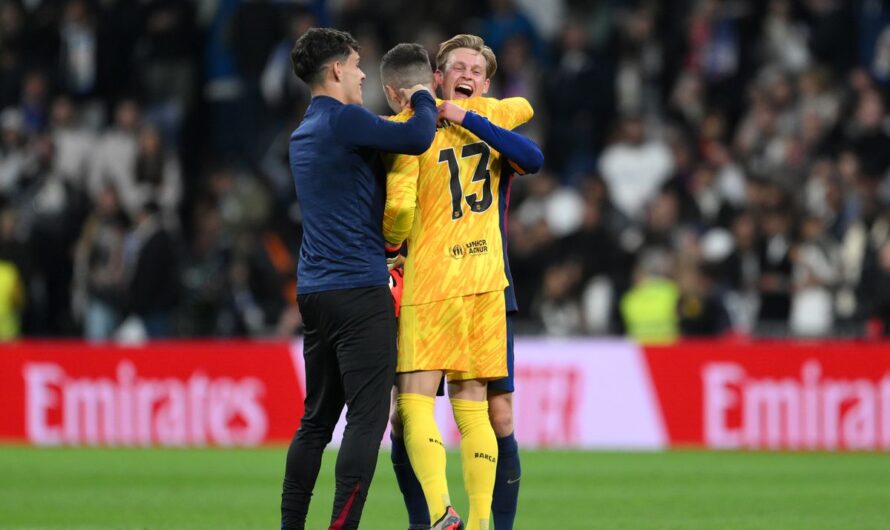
[295,421,336,445]
[488,398,514,437]
[490,411,513,438]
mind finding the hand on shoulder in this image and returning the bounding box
[437,101,467,126]
[400,84,433,104]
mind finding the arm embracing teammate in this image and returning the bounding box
[379,35,542,530]
[280,28,436,530]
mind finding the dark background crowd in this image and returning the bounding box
[1,0,890,341]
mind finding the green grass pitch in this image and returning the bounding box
[1,446,889,529]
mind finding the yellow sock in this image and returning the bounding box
[451,398,497,530]
[397,393,450,522]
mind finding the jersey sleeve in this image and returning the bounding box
[382,152,420,247]
[491,97,534,130]
[335,92,436,154]
[460,111,543,175]
[459,97,533,131]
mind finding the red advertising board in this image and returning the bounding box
[644,342,890,450]
[0,341,304,446]
[2,339,889,450]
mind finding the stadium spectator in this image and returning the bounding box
[123,201,179,338]
[202,0,250,161]
[0,202,29,290]
[94,0,141,110]
[0,107,30,198]
[542,20,611,177]
[205,164,272,233]
[178,201,230,337]
[599,114,675,222]
[509,172,560,322]
[761,0,811,73]
[87,99,142,217]
[495,34,539,105]
[260,11,313,117]
[58,0,100,100]
[561,187,623,334]
[844,89,890,177]
[72,185,128,340]
[216,230,286,337]
[537,261,584,336]
[683,0,747,113]
[48,96,95,187]
[0,202,27,338]
[863,239,890,336]
[714,211,761,332]
[334,0,388,46]
[614,5,663,117]
[703,141,747,209]
[133,124,182,228]
[678,261,730,337]
[0,47,23,112]
[482,0,545,64]
[27,129,85,336]
[620,249,680,344]
[134,0,197,146]
[0,253,24,340]
[790,213,841,336]
[803,0,856,77]
[641,190,683,252]
[0,1,27,82]
[669,70,707,131]
[19,71,49,135]
[757,206,794,335]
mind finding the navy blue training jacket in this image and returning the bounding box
[290,91,436,294]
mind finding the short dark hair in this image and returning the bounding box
[380,43,433,89]
[291,28,360,86]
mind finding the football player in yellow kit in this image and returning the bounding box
[380,36,542,530]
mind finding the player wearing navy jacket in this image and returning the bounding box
[280,28,436,530]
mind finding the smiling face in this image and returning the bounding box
[339,48,366,105]
[436,47,491,100]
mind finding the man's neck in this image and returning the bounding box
[311,83,347,104]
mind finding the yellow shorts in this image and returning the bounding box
[398,290,507,381]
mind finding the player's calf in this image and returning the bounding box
[390,387,431,529]
[487,391,514,438]
[488,390,520,530]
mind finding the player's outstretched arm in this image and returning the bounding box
[438,101,543,175]
[336,90,436,154]
[461,111,543,175]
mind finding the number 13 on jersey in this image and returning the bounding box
[438,141,493,220]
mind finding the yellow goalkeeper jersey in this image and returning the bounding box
[383,96,533,306]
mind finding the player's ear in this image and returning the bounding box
[383,84,401,110]
[433,69,444,90]
[481,77,491,95]
[331,60,344,82]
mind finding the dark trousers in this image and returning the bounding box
[281,285,397,530]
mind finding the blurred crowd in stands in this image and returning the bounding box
[1,0,890,341]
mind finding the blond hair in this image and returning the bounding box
[436,34,497,79]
